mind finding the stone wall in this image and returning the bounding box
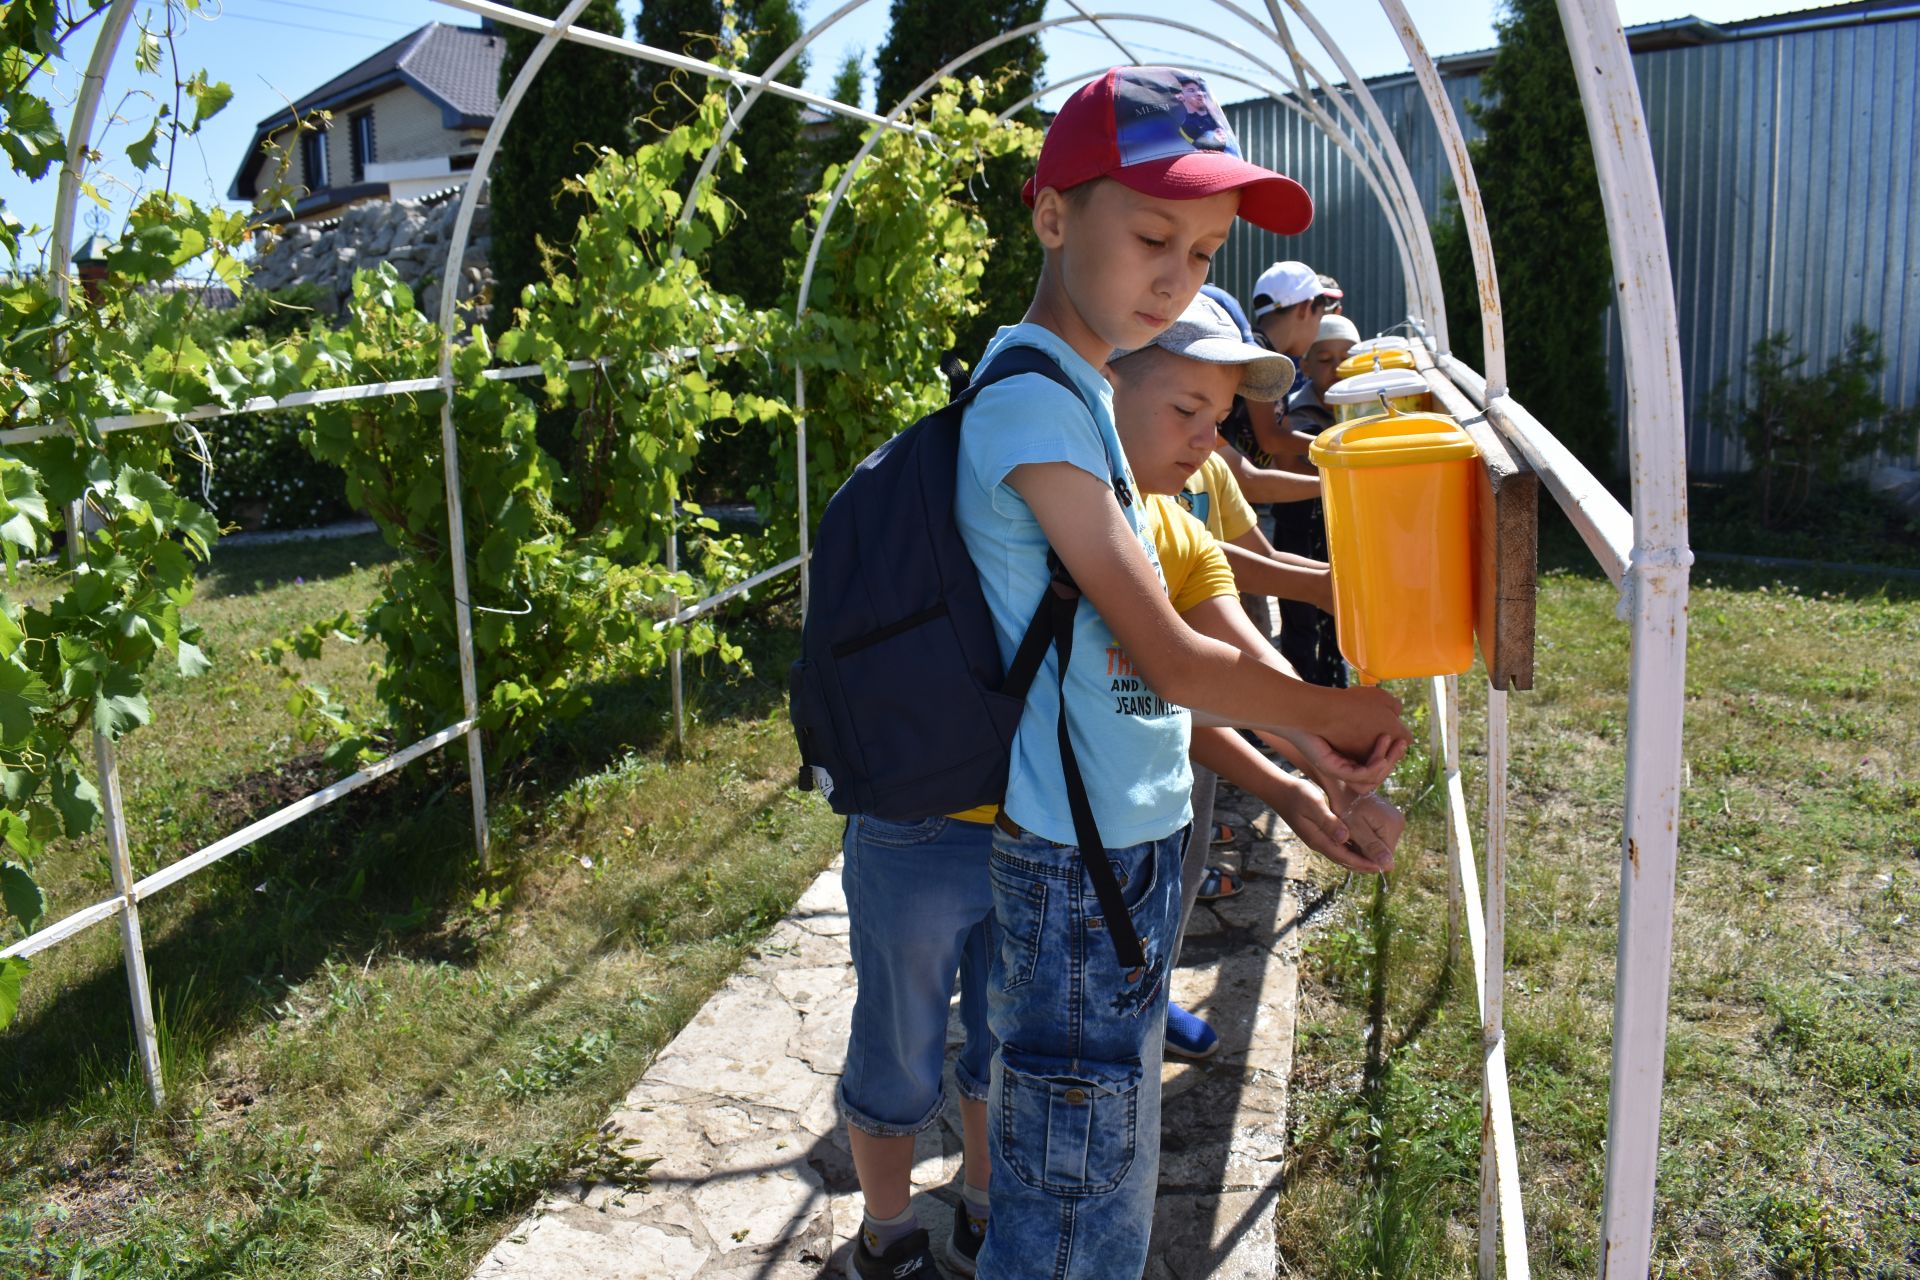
[249,193,494,324]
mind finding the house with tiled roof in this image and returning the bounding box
[228,22,504,224]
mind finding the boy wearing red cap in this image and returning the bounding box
[947,67,1410,1277]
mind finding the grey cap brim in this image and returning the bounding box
[1113,291,1298,401]
[1161,336,1296,402]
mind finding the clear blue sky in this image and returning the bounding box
[2,0,1826,267]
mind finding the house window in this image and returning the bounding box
[349,110,375,183]
[302,126,330,192]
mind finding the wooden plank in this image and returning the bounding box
[1417,357,1537,691]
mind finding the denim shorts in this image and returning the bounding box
[976,820,1188,1279]
[838,814,997,1137]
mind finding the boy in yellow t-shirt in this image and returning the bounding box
[1110,291,1406,1058]
[1182,449,1334,614]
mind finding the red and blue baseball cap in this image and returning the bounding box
[1022,67,1313,235]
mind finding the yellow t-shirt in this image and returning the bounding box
[1144,493,1237,613]
[1178,453,1258,544]
[950,494,1235,825]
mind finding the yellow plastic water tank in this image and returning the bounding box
[1308,412,1479,683]
[1334,346,1416,382]
[1324,368,1433,424]
[1347,336,1413,358]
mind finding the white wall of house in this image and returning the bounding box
[360,86,484,169]
[268,85,484,205]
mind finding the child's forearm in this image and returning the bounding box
[1218,541,1334,610]
[1015,462,1408,757]
[1191,726,1388,870]
[1248,400,1298,462]
[1214,441,1320,503]
[1191,725,1306,808]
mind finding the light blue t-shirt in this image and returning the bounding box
[956,324,1194,849]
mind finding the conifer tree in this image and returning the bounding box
[812,49,870,187]
[487,0,634,334]
[710,0,808,307]
[632,0,808,307]
[1433,0,1615,470]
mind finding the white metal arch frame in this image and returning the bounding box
[33,1,1688,1274]
[785,7,1448,613]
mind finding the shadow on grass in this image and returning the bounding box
[1538,492,1920,604]
[0,606,805,1131]
[196,530,395,598]
[0,761,472,1127]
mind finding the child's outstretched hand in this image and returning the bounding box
[1286,730,1407,792]
[1262,773,1352,866]
[1335,791,1403,874]
[1296,684,1411,770]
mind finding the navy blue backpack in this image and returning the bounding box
[788,346,1147,968]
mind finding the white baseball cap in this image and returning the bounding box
[1114,292,1297,401]
[1315,314,1361,345]
[1250,260,1321,319]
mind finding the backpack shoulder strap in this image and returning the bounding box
[957,344,1089,409]
[957,347,1149,970]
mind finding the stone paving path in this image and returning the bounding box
[472,789,1308,1280]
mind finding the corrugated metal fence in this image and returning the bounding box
[1215,12,1920,473]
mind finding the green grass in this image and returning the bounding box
[1275,531,1920,1277]
[0,534,839,1279]
[7,488,1918,1278]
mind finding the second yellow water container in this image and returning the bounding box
[1324,368,1433,424]
[1334,345,1416,382]
[1309,411,1479,683]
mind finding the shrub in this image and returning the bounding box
[1710,325,1920,527]
[191,412,353,532]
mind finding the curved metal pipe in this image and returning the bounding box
[432,0,903,133]
[1552,0,1691,1272]
[1266,33,1438,323]
[1139,0,1442,329]
[1264,0,1452,349]
[49,0,138,304]
[1376,0,1504,388]
[42,0,163,1112]
[431,0,603,869]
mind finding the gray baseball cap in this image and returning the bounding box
[1114,292,1297,402]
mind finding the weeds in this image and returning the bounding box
[1277,557,1920,1275]
[495,1029,616,1100]
[0,534,836,1278]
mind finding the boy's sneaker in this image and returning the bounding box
[1165,1002,1220,1060]
[947,1207,984,1276]
[853,1226,946,1280]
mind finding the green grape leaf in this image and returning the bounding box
[0,862,44,932]
[186,74,233,130]
[0,957,26,1029]
[93,667,151,738]
[176,639,210,678]
[0,92,62,181]
[126,120,161,172]
[0,659,51,749]
[49,763,101,839]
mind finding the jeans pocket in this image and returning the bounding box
[998,1049,1142,1197]
[1085,836,1164,935]
[853,814,951,849]
[988,857,1047,990]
